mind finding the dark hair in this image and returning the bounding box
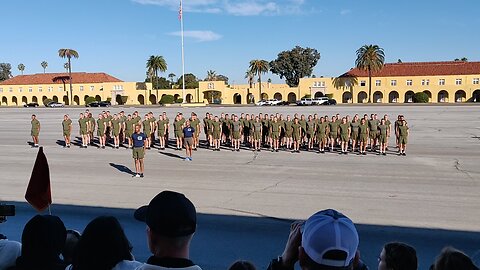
[229,261,257,270]
[63,230,81,265]
[384,242,417,270]
[72,216,133,270]
[434,247,479,270]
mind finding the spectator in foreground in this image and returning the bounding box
[0,234,21,270]
[62,229,81,265]
[377,242,417,270]
[431,247,479,270]
[267,209,359,270]
[69,216,140,270]
[134,190,202,270]
[229,261,256,270]
[12,215,66,270]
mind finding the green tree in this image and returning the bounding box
[249,59,269,101]
[454,57,468,62]
[216,74,229,84]
[413,92,429,103]
[205,70,217,81]
[177,73,199,89]
[270,46,321,87]
[146,55,168,89]
[0,63,13,81]
[146,77,170,89]
[58,48,79,105]
[355,44,385,103]
[18,63,25,75]
[41,61,48,73]
[168,73,176,86]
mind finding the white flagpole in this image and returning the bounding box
[180,0,186,103]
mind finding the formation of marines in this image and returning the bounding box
[44,110,410,156]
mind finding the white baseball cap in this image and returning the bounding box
[301,209,359,268]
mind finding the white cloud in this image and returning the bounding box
[132,0,307,16]
[340,9,351,15]
[168,30,222,42]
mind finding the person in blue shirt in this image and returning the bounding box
[131,125,147,178]
[183,120,195,161]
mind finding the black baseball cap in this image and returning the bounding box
[134,191,196,237]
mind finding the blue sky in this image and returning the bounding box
[2,0,478,84]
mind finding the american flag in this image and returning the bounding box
[178,0,183,20]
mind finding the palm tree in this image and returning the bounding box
[206,70,217,81]
[249,59,269,101]
[146,55,167,101]
[41,61,48,73]
[18,64,25,75]
[355,45,385,103]
[333,73,358,103]
[58,48,79,105]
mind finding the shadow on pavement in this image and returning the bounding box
[1,202,479,270]
[109,163,135,175]
[157,151,184,160]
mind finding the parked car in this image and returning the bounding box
[256,99,269,106]
[46,101,64,108]
[296,98,314,106]
[267,99,282,106]
[312,97,329,105]
[23,102,39,107]
[86,101,111,107]
[323,99,337,105]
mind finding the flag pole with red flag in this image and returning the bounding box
[25,146,52,213]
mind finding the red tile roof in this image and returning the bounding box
[344,61,480,77]
[0,72,123,85]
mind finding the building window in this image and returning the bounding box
[421,79,430,86]
[0,88,3,93]
[473,78,479,84]
[48,87,53,92]
[90,86,94,91]
[456,79,462,85]
[375,80,381,86]
[29,87,33,92]
[439,79,445,85]
[38,87,43,92]
[9,87,13,92]
[360,80,366,86]
[391,80,397,86]
[207,83,214,89]
[79,86,84,91]
[406,80,413,86]
[59,86,63,92]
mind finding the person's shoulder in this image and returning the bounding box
[112,260,143,270]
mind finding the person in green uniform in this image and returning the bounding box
[207,114,214,148]
[105,111,113,146]
[156,115,167,150]
[125,114,134,148]
[118,111,126,146]
[142,114,152,149]
[335,113,342,146]
[378,118,389,155]
[203,112,210,146]
[306,115,315,151]
[222,114,231,146]
[87,113,95,146]
[396,119,409,156]
[316,117,329,153]
[394,115,401,150]
[231,115,242,152]
[190,112,201,150]
[298,115,307,148]
[211,116,222,151]
[350,115,360,153]
[278,114,286,148]
[243,114,251,147]
[78,113,87,148]
[147,112,156,147]
[261,114,270,148]
[339,117,351,155]
[358,118,369,155]
[291,117,302,153]
[252,116,262,151]
[249,114,255,148]
[132,124,147,178]
[173,113,186,150]
[270,117,281,152]
[328,116,339,151]
[97,114,107,149]
[284,115,293,150]
[111,114,121,149]
[62,114,72,148]
[383,114,391,151]
[368,113,380,152]
[313,113,320,146]
[30,114,40,147]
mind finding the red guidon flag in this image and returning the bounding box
[25,147,52,212]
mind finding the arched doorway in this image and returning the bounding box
[472,90,480,102]
[84,95,90,102]
[138,94,145,105]
[95,95,101,101]
[74,95,80,105]
[438,90,449,103]
[389,91,399,103]
[314,91,324,98]
[261,93,268,100]
[116,94,124,105]
[373,91,383,103]
[423,90,432,102]
[186,94,193,103]
[405,91,414,103]
[12,96,17,106]
[42,96,48,104]
[32,96,38,103]
[274,92,282,100]
[149,94,157,105]
[233,93,242,104]
[1,96,7,106]
[22,96,28,104]
[203,91,222,104]
[342,92,352,103]
[455,90,466,102]
[247,93,254,104]
[53,96,59,102]
[287,92,296,103]
[63,95,69,105]
[357,91,367,103]
[173,94,180,101]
